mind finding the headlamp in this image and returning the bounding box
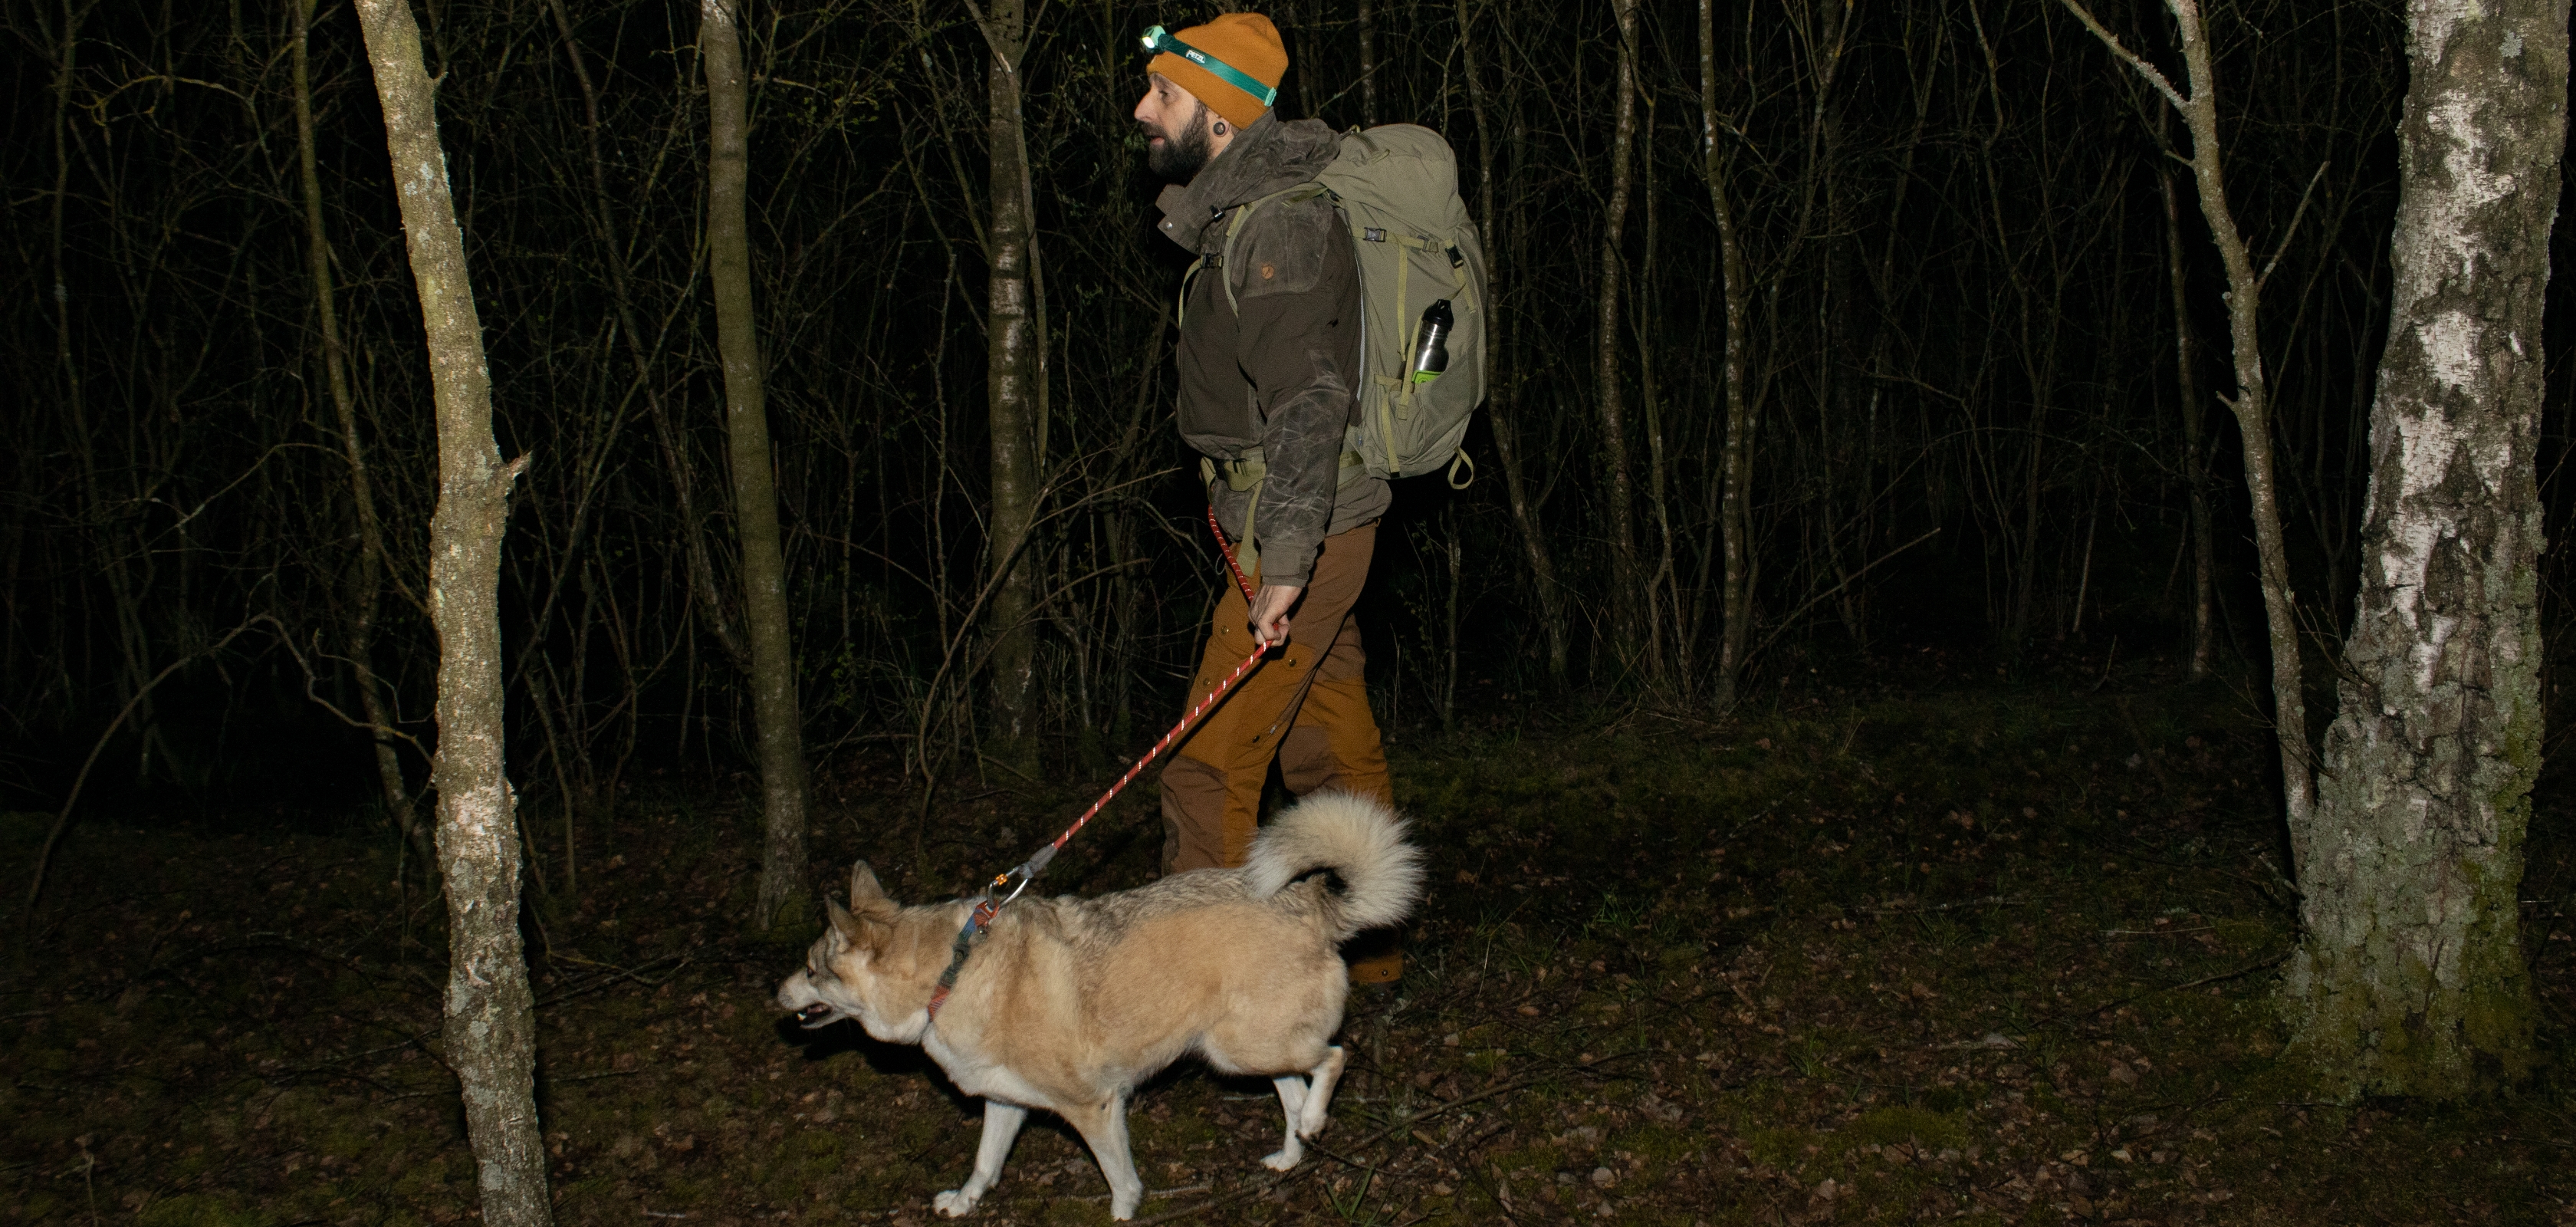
[1138,24,1278,108]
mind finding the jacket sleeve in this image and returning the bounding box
[1230,196,1360,589]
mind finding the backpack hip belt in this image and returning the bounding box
[1200,446,1366,582]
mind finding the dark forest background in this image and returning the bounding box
[2,0,2566,839]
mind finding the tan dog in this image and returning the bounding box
[776,791,1422,1220]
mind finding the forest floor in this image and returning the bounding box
[7,653,2576,1226]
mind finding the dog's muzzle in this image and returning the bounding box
[794,1004,836,1028]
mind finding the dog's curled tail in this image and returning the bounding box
[1244,791,1424,939]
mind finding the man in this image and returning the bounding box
[1135,13,1401,982]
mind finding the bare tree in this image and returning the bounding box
[1699,0,1755,711]
[1594,0,1645,674]
[2280,0,2562,1099]
[2063,0,2313,834]
[1359,0,1378,127]
[974,0,1045,777]
[349,0,548,1222]
[544,0,747,680]
[702,0,810,929]
[2155,140,2217,681]
[1456,0,1569,691]
[294,0,425,865]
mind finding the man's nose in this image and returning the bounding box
[1132,94,1153,124]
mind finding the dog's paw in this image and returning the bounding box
[1260,1146,1302,1172]
[932,1189,980,1217]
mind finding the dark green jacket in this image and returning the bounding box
[1155,112,1389,587]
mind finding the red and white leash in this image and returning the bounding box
[926,505,1264,1018]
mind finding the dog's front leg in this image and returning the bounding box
[932,1100,1027,1217]
[1066,1093,1145,1220]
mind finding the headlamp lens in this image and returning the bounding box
[1139,25,1167,53]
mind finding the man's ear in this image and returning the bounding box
[849,861,900,925]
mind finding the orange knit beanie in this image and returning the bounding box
[1148,13,1286,130]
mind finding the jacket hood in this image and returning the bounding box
[1155,112,1344,252]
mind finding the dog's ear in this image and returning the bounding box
[826,898,862,943]
[849,860,899,925]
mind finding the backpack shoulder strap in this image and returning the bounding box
[1216,183,1335,316]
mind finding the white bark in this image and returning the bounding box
[350,0,552,1219]
[2280,0,2562,1098]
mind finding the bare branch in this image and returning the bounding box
[2258,159,2331,291]
[2057,0,2189,115]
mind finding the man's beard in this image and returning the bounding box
[1145,106,1214,183]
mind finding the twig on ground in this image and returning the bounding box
[2079,950,2291,1019]
[1864,895,2023,916]
[534,952,692,1008]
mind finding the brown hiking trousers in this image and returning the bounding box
[1159,522,1392,875]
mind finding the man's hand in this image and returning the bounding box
[1247,584,1303,649]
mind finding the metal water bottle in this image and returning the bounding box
[1409,299,1454,385]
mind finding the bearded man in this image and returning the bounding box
[1133,13,1400,983]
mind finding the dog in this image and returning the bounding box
[776,790,1422,1220]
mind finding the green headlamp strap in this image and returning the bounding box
[1138,25,1279,109]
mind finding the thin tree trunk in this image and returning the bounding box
[978,0,1042,777]
[347,2,548,1223]
[1441,508,1461,730]
[2065,0,2312,834]
[2158,155,2216,681]
[1701,0,1754,712]
[1359,0,1378,127]
[545,0,748,676]
[295,0,428,867]
[1636,92,1682,692]
[50,0,167,781]
[1595,0,1644,672]
[2170,0,2310,838]
[2281,0,2561,1099]
[702,0,810,929]
[1456,0,1567,690]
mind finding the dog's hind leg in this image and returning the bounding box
[1066,1094,1146,1220]
[933,1100,1028,1218]
[1260,1075,1310,1170]
[1293,1044,1346,1141]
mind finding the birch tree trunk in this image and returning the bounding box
[1701,0,1754,712]
[978,0,1043,777]
[348,1,550,1222]
[296,0,427,867]
[2064,0,2313,837]
[702,0,810,929]
[1595,0,1644,671]
[2280,0,2562,1099]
